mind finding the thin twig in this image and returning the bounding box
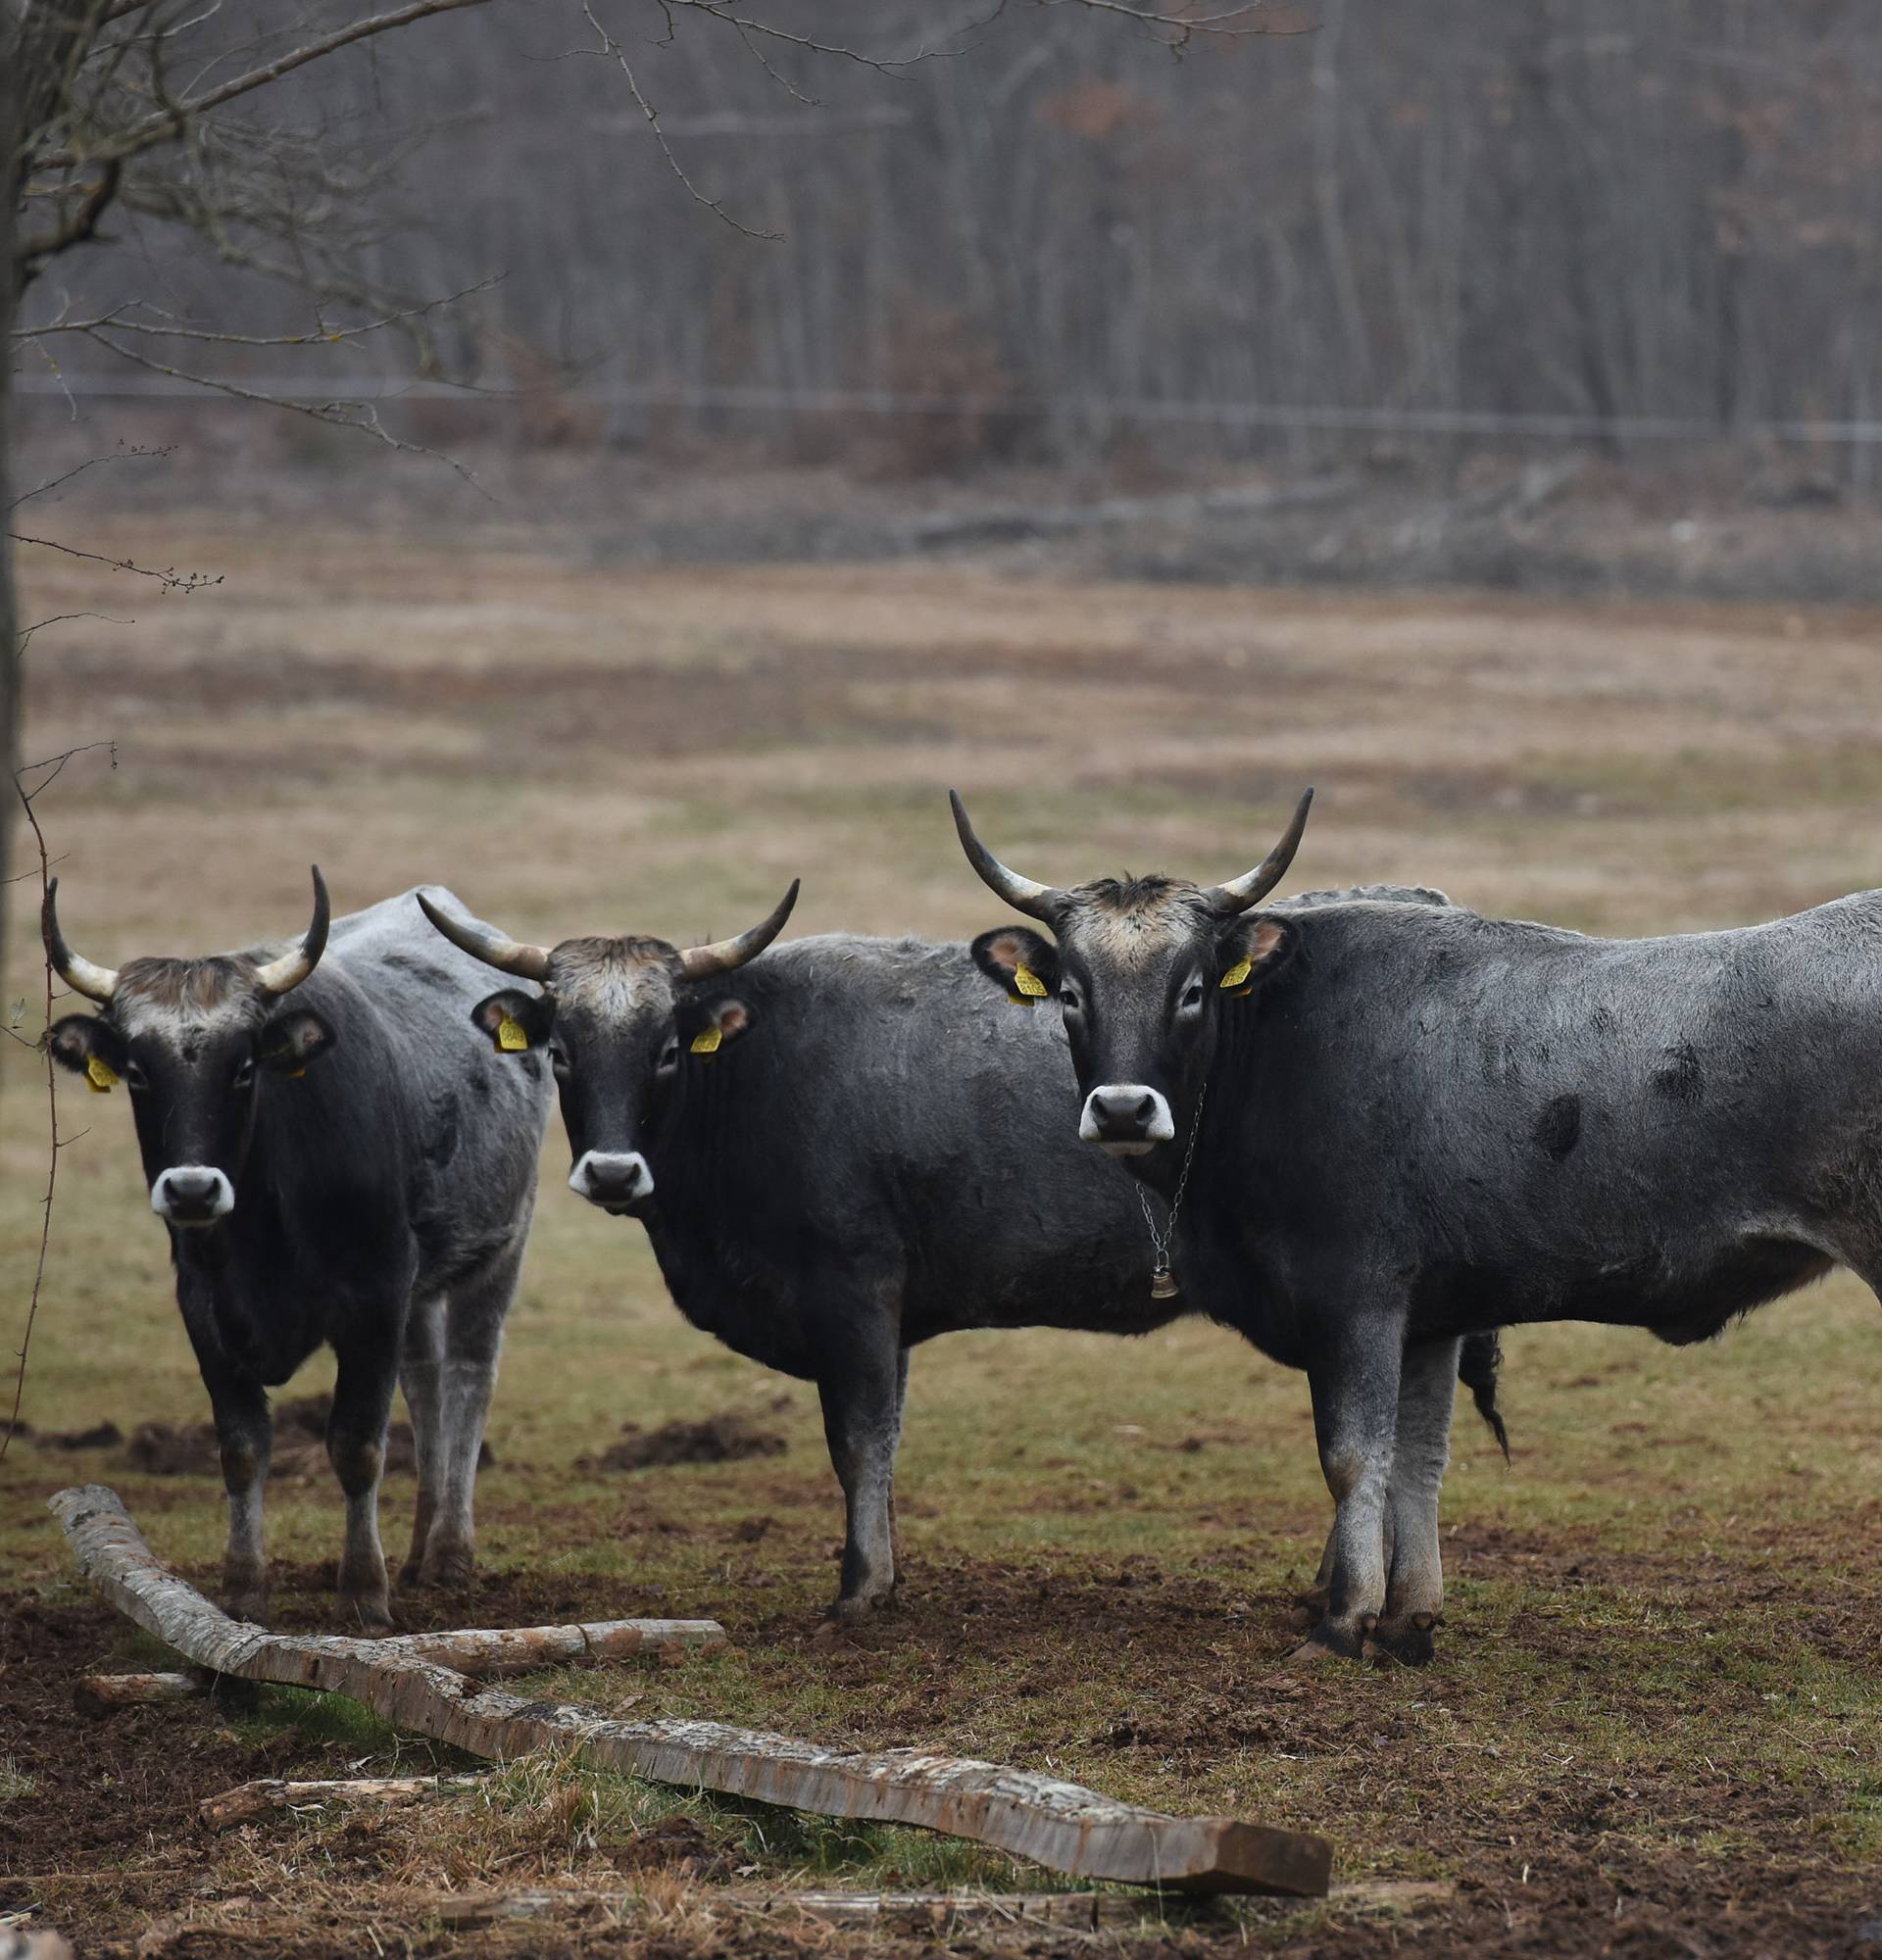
[20,612,135,653]
[9,531,221,594]
[9,445,173,511]
[34,0,500,172]
[78,329,489,495]
[2,743,119,1461]
[574,3,780,240]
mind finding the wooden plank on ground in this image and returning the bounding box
[199,1774,486,1831]
[73,1670,214,1718]
[51,1484,1332,1896]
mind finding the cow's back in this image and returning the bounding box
[234,887,551,1306]
[1229,890,1882,1339]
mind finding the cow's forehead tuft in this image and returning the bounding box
[113,956,265,1040]
[1062,876,1212,964]
[547,936,683,1009]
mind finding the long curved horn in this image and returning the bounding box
[1202,787,1315,916]
[949,791,1061,923]
[679,878,801,981]
[251,866,331,996]
[42,878,120,1003]
[417,891,551,982]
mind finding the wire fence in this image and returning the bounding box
[16,371,1882,447]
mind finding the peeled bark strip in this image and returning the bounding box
[380,1620,725,1675]
[52,1485,1332,1896]
[0,1932,74,1960]
[433,1888,1207,1933]
[201,1774,483,1831]
[73,1670,210,1718]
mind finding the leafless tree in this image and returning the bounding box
[4,0,1272,1073]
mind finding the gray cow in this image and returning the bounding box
[46,875,552,1629]
[421,881,1504,1621]
[955,785,1882,1662]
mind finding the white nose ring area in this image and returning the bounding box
[150,1163,236,1225]
[568,1150,655,1205]
[1079,1084,1176,1156]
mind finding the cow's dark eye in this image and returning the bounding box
[1176,976,1206,1016]
[656,1035,680,1077]
[124,1058,149,1093]
[1060,982,1083,1015]
[548,1042,570,1072]
[232,1057,255,1090]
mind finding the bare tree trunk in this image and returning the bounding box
[1,11,21,1041]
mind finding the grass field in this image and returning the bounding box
[3,505,1881,1956]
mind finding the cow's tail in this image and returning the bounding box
[1458,1330,1511,1460]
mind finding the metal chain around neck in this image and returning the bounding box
[1137,1079,1207,1296]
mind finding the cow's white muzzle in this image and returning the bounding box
[151,1163,235,1226]
[1079,1084,1176,1156]
[569,1150,655,1208]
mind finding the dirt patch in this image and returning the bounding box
[579,1415,788,1474]
[119,1396,494,1482]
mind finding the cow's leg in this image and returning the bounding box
[210,1373,272,1624]
[178,1294,273,1623]
[397,1293,447,1589]
[817,1308,905,1622]
[1295,1521,1339,1620]
[1297,1308,1405,1661]
[326,1316,403,1634]
[1370,1334,1461,1666]
[421,1236,523,1589]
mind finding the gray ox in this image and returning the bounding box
[955,785,1882,1662]
[45,875,552,1629]
[420,880,1504,1621]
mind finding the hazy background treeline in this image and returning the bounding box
[26,0,1882,472]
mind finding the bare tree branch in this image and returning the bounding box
[3,742,119,1461]
[33,0,501,173]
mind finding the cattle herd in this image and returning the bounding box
[40,785,1874,1665]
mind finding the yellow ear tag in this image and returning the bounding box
[496,1015,529,1054]
[1219,957,1253,991]
[85,1055,119,1094]
[1013,963,1049,999]
[690,1025,722,1056]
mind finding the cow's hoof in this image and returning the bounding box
[418,1544,475,1590]
[1284,1613,1373,1667]
[828,1591,896,1625]
[1366,1612,1441,1667]
[339,1590,396,1636]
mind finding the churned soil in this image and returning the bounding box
[5,1536,1877,1960]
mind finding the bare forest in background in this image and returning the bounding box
[21,0,1882,476]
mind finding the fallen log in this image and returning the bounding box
[73,1670,212,1718]
[52,1484,1331,1896]
[200,1774,484,1832]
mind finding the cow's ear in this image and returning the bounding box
[1216,913,1293,995]
[260,1007,334,1075]
[48,1014,124,1076]
[680,995,754,1059]
[970,926,1060,1004]
[470,991,554,1055]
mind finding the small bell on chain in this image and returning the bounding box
[1149,1265,1180,1302]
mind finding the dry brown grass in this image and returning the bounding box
[6,508,1882,1958]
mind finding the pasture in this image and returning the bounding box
[4,503,1881,1956]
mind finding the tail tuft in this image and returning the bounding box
[1458,1330,1511,1460]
